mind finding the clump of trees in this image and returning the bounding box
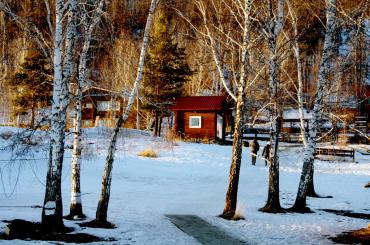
[6,50,52,128]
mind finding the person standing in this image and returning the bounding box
[262,143,271,166]
[249,138,260,165]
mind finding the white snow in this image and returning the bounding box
[44,201,56,216]
[0,126,369,244]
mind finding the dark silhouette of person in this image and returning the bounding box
[262,143,271,166]
[249,138,259,165]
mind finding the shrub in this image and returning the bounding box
[138,148,158,158]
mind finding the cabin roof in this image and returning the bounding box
[171,96,231,111]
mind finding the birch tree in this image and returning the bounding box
[42,0,66,231]
[87,0,159,227]
[286,0,308,148]
[259,0,285,213]
[219,0,252,220]
[41,0,77,232]
[182,0,266,219]
[67,0,106,220]
[0,0,73,231]
[291,0,337,212]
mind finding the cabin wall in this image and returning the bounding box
[183,111,216,139]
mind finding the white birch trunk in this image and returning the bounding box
[68,0,106,220]
[292,0,337,211]
[260,0,285,213]
[95,0,158,224]
[287,1,308,147]
[42,0,69,232]
[221,0,252,219]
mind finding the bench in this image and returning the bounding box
[314,147,355,159]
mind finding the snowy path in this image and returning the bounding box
[167,215,247,245]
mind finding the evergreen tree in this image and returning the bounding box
[142,7,192,136]
[7,50,52,127]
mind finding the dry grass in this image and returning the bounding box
[165,130,180,145]
[331,226,370,244]
[138,148,158,158]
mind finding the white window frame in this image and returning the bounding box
[189,116,202,128]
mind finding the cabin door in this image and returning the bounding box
[177,112,185,137]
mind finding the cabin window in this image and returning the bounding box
[84,103,93,109]
[189,116,201,128]
[97,101,110,111]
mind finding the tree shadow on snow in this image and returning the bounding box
[0,219,115,243]
[320,209,370,220]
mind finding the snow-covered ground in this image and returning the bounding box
[0,126,369,244]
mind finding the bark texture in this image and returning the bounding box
[260,0,285,213]
[221,0,251,220]
[291,0,337,212]
[68,0,106,220]
[42,0,74,232]
[221,92,245,219]
[287,0,307,148]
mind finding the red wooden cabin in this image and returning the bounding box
[170,96,233,141]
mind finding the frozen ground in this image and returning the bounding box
[0,126,369,244]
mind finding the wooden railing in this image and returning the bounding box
[314,147,355,159]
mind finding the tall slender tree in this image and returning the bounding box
[291,0,337,212]
[90,0,159,227]
[42,0,77,232]
[259,0,285,213]
[142,6,192,137]
[67,0,107,220]
[186,0,265,219]
[220,0,252,220]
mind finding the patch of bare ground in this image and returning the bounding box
[0,219,115,243]
[330,226,370,244]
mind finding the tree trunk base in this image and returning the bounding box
[218,212,244,221]
[65,204,86,220]
[219,210,235,220]
[79,219,115,229]
[41,214,67,234]
[288,205,314,213]
[258,205,285,213]
[64,213,86,220]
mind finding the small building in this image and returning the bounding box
[170,96,233,141]
[81,87,124,127]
